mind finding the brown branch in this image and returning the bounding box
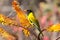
[56,37,60,40]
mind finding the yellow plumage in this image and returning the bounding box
[28,12,36,24]
[27,11,41,31]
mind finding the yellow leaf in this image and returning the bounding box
[47,24,60,32]
[0,14,18,27]
[23,28,30,37]
[0,27,15,38]
[12,0,31,28]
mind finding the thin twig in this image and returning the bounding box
[56,37,60,40]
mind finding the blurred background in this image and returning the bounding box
[0,0,60,40]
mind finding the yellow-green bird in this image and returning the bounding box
[27,10,43,38]
[27,10,41,32]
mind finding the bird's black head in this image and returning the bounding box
[27,10,33,15]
